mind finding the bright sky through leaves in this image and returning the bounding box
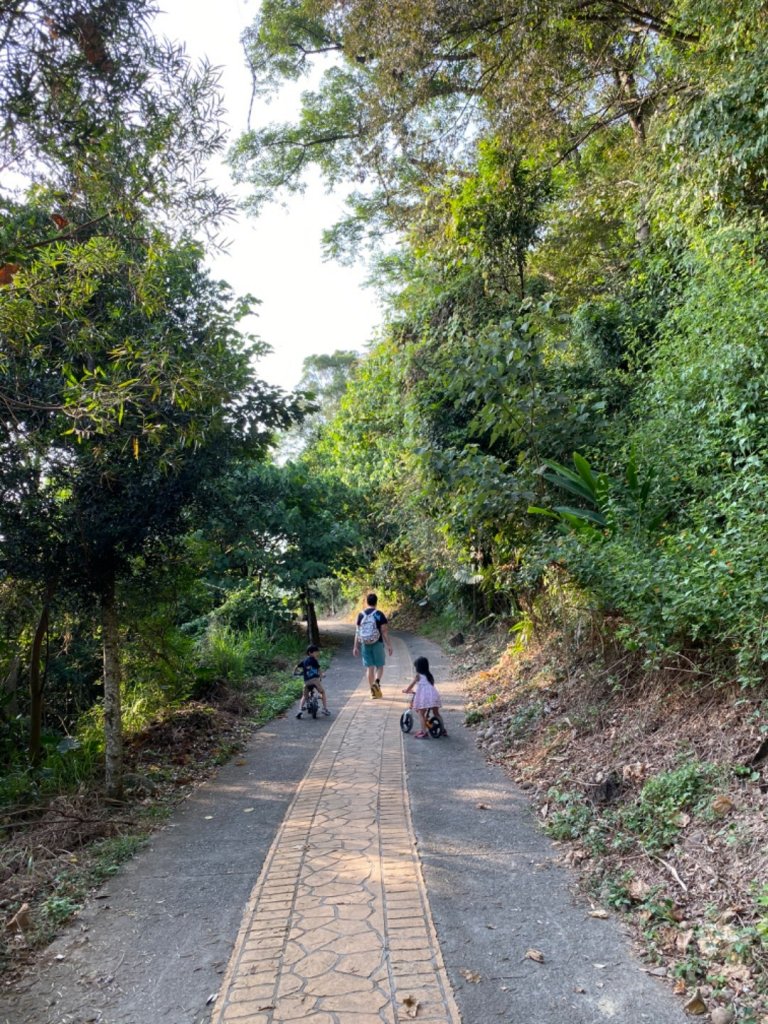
[152,0,380,393]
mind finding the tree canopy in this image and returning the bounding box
[5,0,768,808]
[230,0,768,686]
[0,1,358,796]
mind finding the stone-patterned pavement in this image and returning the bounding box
[211,638,460,1024]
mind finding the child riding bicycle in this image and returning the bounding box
[295,644,330,718]
[402,656,447,738]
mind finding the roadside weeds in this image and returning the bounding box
[458,627,768,1024]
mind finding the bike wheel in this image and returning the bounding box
[427,715,443,738]
[400,710,413,733]
[310,699,318,719]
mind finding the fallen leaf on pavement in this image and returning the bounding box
[684,989,708,1015]
[460,969,482,983]
[476,802,490,810]
[525,949,545,963]
[588,909,609,919]
[402,995,420,1018]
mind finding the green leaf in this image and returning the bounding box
[553,505,607,526]
[542,471,595,503]
[527,505,559,518]
[572,452,598,498]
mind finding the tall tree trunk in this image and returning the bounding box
[614,65,650,243]
[101,571,124,800]
[304,586,319,645]
[615,67,647,146]
[29,588,52,765]
[516,248,526,300]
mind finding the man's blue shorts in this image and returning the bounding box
[361,641,386,668]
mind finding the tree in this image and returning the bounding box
[198,459,364,638]
[298,351,360,413]
[280,350,360,457]
[232,0,703,252]
[0,234,297,795]
[0,0,231,244]
[0,1,260,788]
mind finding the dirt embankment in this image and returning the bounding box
[0,687,259,981]
[456,627,768,1023]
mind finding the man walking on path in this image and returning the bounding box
[353,592,393,697]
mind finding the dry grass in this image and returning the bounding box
[459,624,768,1022]
[0,687,258,975]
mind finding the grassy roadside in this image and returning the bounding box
[0,665,308,978]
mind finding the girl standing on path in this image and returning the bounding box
[402,656,447,739]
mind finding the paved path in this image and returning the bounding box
[211,628,687,1024]
[1,624,688,1024]
[211,643,459,1024]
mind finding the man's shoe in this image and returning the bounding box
[295,712,303,719]
[322,708,331,716]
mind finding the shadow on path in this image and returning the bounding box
[398,631,686,1024]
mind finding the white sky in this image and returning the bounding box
[153,0,381,393]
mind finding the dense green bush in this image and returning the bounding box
[536,237,768,677]
[194,622,296,685]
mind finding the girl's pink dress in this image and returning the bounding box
[411,673,442,711]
